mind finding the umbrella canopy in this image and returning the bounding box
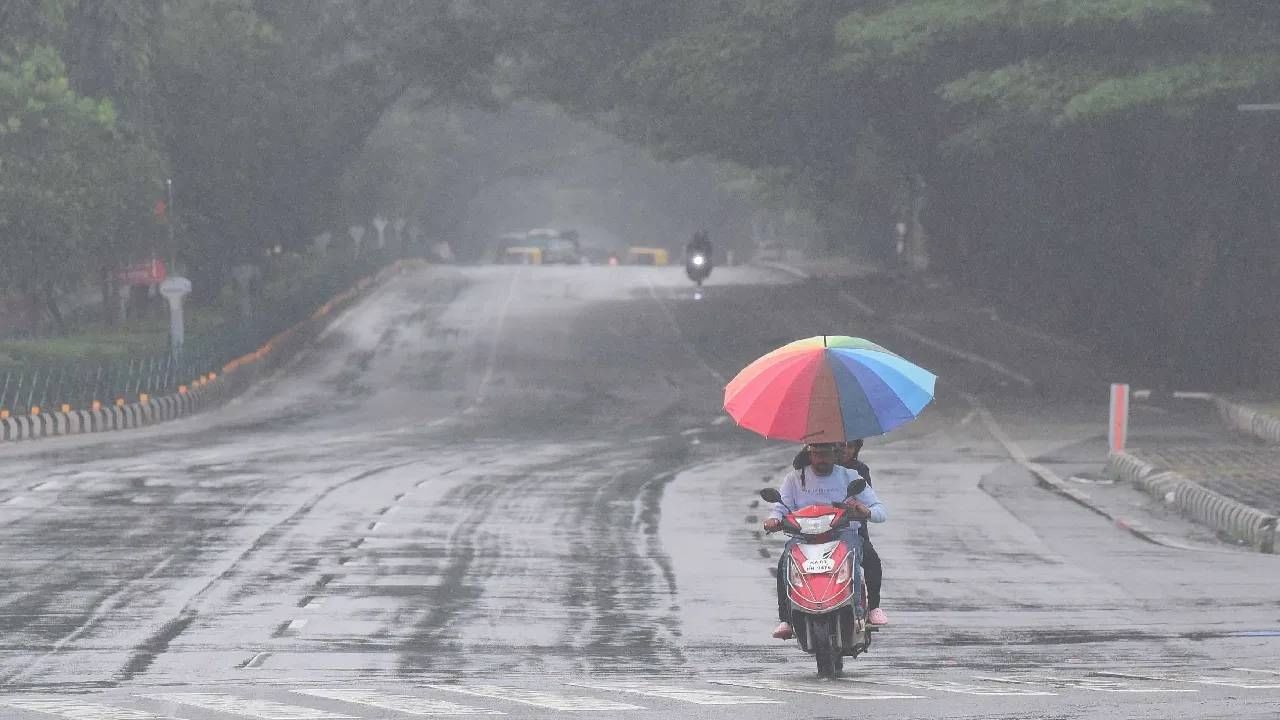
[723,335,936,442]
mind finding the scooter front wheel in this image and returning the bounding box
[810,616,840,678]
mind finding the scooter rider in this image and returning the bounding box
[791,439,888,627]
[686,229,712,260]
[765,442,887,640]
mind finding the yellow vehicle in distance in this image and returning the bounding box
[626,247,669,266]
[501,246,543,265]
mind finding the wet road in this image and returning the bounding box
[0,264,1277,719]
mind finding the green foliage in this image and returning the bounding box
[0,45,119,297]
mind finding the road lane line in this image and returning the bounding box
[141,693,355,719]
[976,674,1196,693]
[642,275,726,384]
[1097,670,1280,689]
[242,651,271,669]
[473,269,521,407]
[890,324,1034,389]
[709,677,922,700]
[567,680,781,705]
[4,699,171,719]
[296,690,503,716]
[427,685,644,711]
[848,678,1056,696]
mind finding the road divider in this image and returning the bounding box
[1105,451,1277,553]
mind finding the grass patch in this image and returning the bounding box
[0,302,235,369]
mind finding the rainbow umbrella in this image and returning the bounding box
[723,335,936,442]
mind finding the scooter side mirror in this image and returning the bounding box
[759,488,783,504]
[847,478,867,497]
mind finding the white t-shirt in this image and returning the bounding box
[768,464,887,525]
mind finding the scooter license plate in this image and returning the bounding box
[802,558,835,574]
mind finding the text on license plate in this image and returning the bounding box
[802,558,835,574]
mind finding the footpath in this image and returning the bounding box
[755,255,1280,553]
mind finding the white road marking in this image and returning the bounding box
[283,618,308,633]
[368,521,381,532]
[243,651,271,669]
[838,289,878,316]
[851,678,1056,696]
[473,269,521,406]
[1100,670,1280,690]
[4,699,169,719]
[568,680,781,705]
[712,416,729,425]
[976,674,1196,693]
[710,677,922,700]
[302,597,325,609]
[296,689,503,716]
[891,324,1034,388]
[141,693,354,719]
[427,685,644,711]
[642,276,726,384]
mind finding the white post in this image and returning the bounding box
[313,231,332,255]
[349,225,366,256]
[373,216,388,249]
[1109,383,1130,453]
[159,277,193,361]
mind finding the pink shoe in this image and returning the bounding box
[771,621,794,639]
[867,608,889,626]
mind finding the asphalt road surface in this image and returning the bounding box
[0,264,1277,719]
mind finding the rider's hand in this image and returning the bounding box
[763,518,783,533]
[845,501,871,519]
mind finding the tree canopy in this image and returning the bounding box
[2,0,1279,385]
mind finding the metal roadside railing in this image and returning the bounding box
[0,253,386,419]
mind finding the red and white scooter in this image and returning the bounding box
[761,479,874,677]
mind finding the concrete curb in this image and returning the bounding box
[1213,396,1280,444]
[1106,451,1277,553]
[0,259,422,445]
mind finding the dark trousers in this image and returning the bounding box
[776,538,882,621]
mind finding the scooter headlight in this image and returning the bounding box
[796,514,835,535]
[835,557,852,586]
[691,254,706,266]
[788,557,805,588]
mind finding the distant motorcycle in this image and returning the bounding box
[761,478,875,677]
[686,251,712,287]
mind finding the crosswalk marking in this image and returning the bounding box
[294,690,503,716]
[3,700,170,720]
[1098,670,1280,690]
[975,675,1197,693]
[848,678,1057,696]
[426,685,644,711]
[709,677,924,700]
[567,680,782,705]
[140,693,354,719]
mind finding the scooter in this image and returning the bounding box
[686,252,711,287]
[761,479,873,678]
